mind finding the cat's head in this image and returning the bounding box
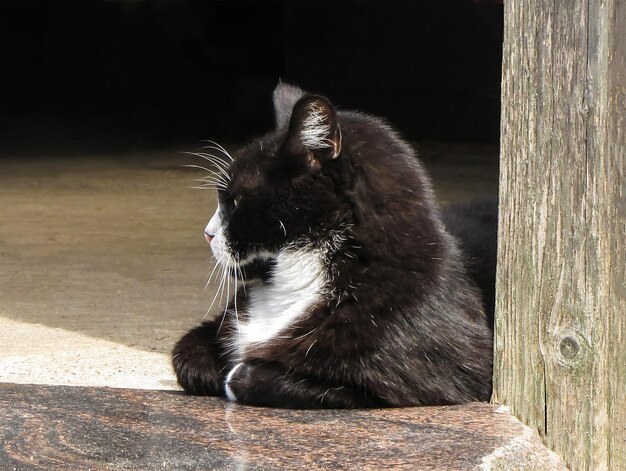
[204,83,351,279]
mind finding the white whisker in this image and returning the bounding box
[198,175,226,183]
[215,263,231,334]
[305,339,317,357]
[185,150,230,172]
[224,266,230,321]
[233,263,241,340]
[201,140,234,162]
[198,178,228,190]
[181,162,230,182]
[236,263,247,296]
[192,152,230,172]
[191,185,222,191]
[203,262,228,320]
[182,148,230,168]
[293,327,319,340]
[197,149,231,166]
[205,254,226,292]
[190,177,228,191]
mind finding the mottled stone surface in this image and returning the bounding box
[0,383,564,470]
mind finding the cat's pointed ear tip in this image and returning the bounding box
[273,81,304,99]
[273,81,306,129]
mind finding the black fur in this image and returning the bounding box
[173,83,495,408]
[442,199,498,327]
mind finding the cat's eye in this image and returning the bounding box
[233,196,241,208]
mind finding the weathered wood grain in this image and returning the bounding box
[495,0,625,469]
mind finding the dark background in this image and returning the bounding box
[0,0,503,156]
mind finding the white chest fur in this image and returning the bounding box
[235,248,326,357]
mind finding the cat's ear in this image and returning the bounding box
[284,95,342,161]
[273,82,305,129]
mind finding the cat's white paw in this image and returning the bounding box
[224,362,244,402]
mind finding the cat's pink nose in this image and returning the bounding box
[204,232,214,244]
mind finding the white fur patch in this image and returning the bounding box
[300,103,332,150]
[235,248,326,357]
[224,362,244,402]
[205,205,229,262]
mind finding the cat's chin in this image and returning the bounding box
[214,248,274,269]
[220,253,275,284]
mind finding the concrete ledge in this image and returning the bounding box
[0,383,565,470]
[0,317,179,391]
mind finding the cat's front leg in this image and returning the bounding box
[172,320,227,396]
[224,361,385,409]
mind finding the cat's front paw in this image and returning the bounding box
[223,361,284,405]
[172,323,225,396]
[224,362,246,402]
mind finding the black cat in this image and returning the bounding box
[172,83,495,408]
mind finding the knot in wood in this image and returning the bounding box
[559,336,580,360]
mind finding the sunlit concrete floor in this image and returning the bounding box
[0,142,499,390]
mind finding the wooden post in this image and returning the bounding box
[494,0,625,469]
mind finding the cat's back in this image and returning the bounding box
[338,111,429,185]
[333,111,449,282]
